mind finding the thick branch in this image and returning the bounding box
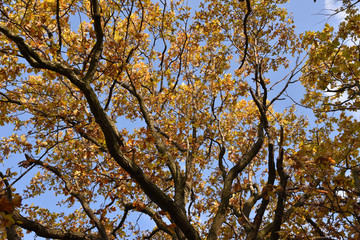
[305,216,326,238]
[207,125,264,240]
[242,185,261,219]
[12,211,100,240]
[0,25,81,83]
[79,83,201,240]
[352,168,360,195]
[56,0,62,53]
[238,0,252,70]
[258,193,311,238]
[249,137,276,239]
[270,127,289,240]
[83,0,104,82]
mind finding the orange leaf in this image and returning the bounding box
[0,196,13,212]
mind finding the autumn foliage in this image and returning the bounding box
[0,0,360,239]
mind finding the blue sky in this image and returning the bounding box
[0,0,346,239]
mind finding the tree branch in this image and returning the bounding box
[12,211,100,240]
[26,157,109,240]
[0,25,81,83]
[249,135,276,239]
[79,83,201,239]
[83,0,104,82]
[207,123,264,240]
[238,0,252,70]
[122,200,176,238]
[270,127,289,240]
[0,12,201,240]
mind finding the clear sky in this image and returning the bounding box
[287,0,341,33]
[0,0,345,239]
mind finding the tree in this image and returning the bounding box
[0,0,359,239]
[299,1,360,239]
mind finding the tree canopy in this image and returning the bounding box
[0,0,360,239]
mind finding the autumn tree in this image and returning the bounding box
[298,0,360,239]
[0,0,359,239]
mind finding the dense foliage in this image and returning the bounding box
[0,0,359,239]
